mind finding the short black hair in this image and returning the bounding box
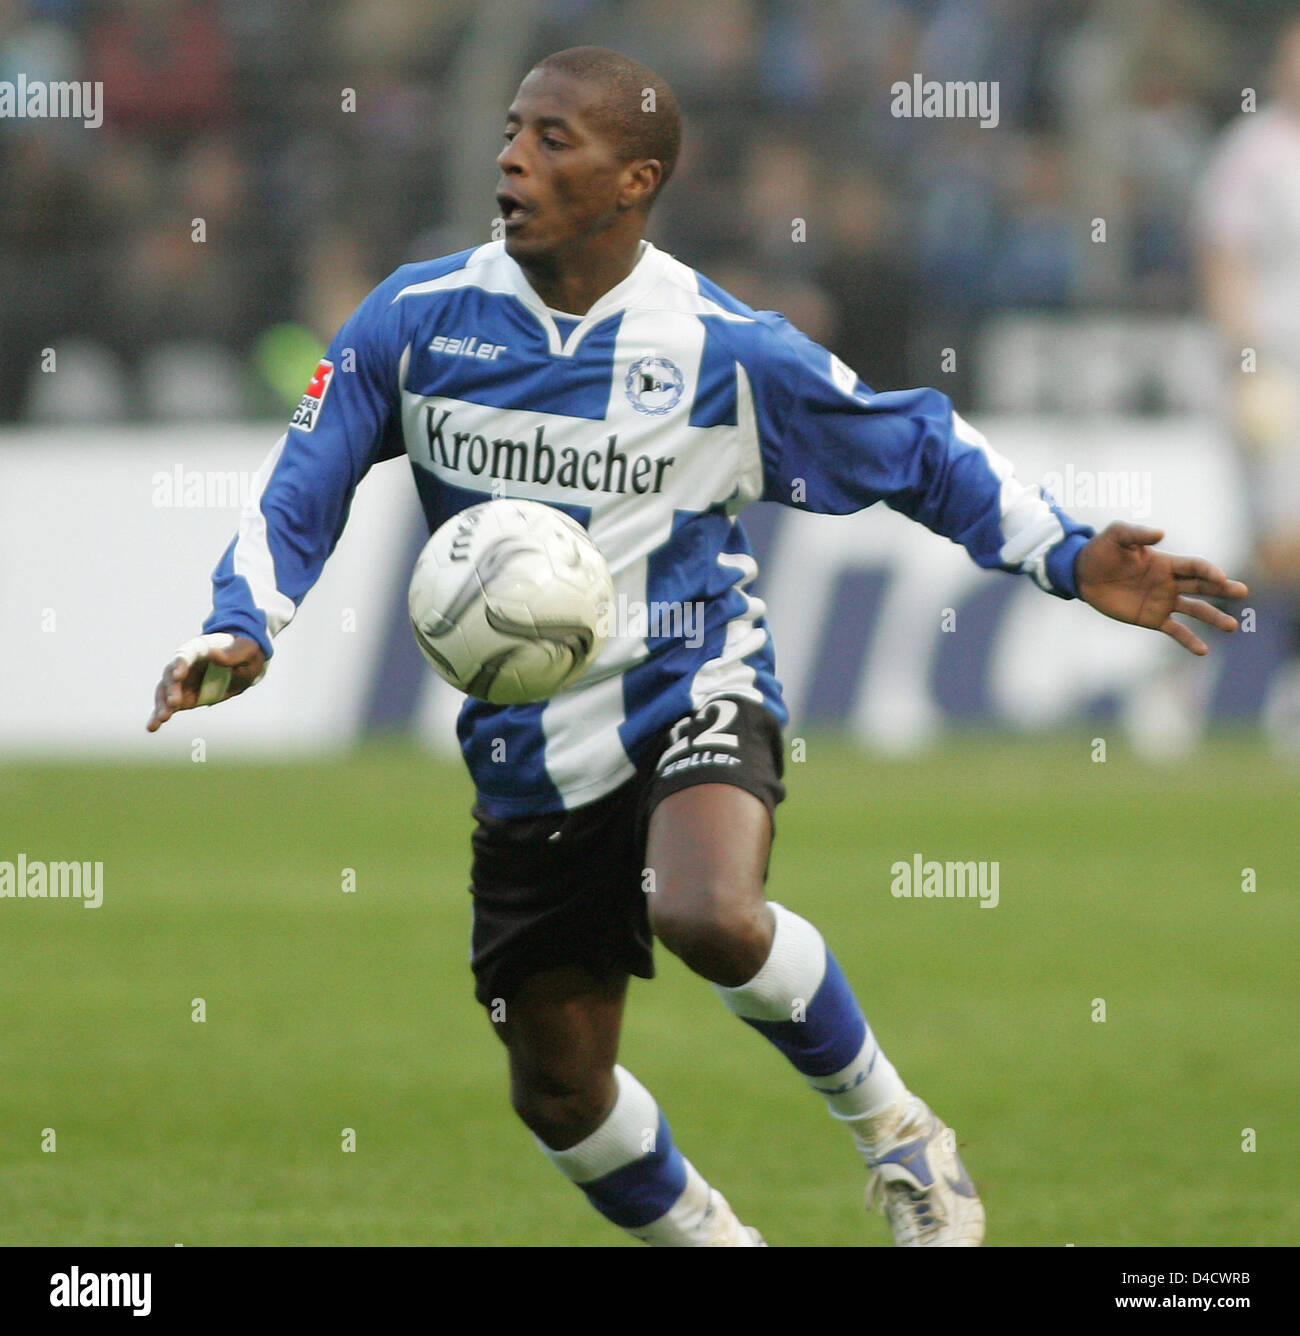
[531,46,682,206]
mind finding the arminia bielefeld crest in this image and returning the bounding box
[625,355,684,415]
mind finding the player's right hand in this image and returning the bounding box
[146,633,267,732]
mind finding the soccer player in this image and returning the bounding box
[1197,18,1300,750]
[147,47,1246,1246]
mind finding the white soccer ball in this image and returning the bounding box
[409,498,615,705]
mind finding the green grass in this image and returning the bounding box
[0,733,1294,1246]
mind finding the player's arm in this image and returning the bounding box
[146,272,410,731]
[744,315,1245,653]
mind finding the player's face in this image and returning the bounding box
[496,69,639,263]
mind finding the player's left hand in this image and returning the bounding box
[1074,522,1249,655]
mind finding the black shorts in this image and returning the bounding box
[467,695,786,1007]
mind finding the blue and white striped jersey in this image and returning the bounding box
[205,239,1093,817]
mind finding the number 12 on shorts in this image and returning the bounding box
[657,698,742,775]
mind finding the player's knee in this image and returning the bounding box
[509,1069,615,1149]
[647,887,772,985]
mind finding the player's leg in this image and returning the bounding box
[486,964,760,1244]
[642,697,984,1246]
[493,963,624,1151]
[645,782,909,1130]
[468,792,762,1246]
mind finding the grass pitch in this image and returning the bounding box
[0,733,1294,1246]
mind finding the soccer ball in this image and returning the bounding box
[408,498,615,705]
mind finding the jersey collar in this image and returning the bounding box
[503,240,663,357]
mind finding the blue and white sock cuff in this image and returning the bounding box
[535,1065,660,1184]
[714,901,827,1022]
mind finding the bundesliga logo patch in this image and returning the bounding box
[290,358,335,433]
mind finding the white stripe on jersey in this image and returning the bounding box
[688,548,767,709]
[678,362,774,712]
[540,667,636,806]
[953,412,1065,593]
[233,433,297,636]
[730,359,765,515]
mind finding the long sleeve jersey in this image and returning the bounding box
[205,239,1093,817]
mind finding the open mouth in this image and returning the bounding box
[496,193,532,230]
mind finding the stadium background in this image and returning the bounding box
[1,0,1295,1247]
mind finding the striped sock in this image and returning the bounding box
[714,902,907,1127]
[536,1065,759,1246]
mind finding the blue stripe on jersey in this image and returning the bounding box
[457,696,560,814]
[688,320,739,428]
[739,950,868,1077]
[618,509,785,762]
[411,468,596,817]
[403,288,624,420]
[409,464,492,536]
[398,249,479,285]
[693,271,755,319]
[204,542,270,650]
[1045,526,1089,597]
[576,1111,688,1228]
[618,510,729,761]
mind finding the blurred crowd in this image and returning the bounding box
[0,0,1294,421]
